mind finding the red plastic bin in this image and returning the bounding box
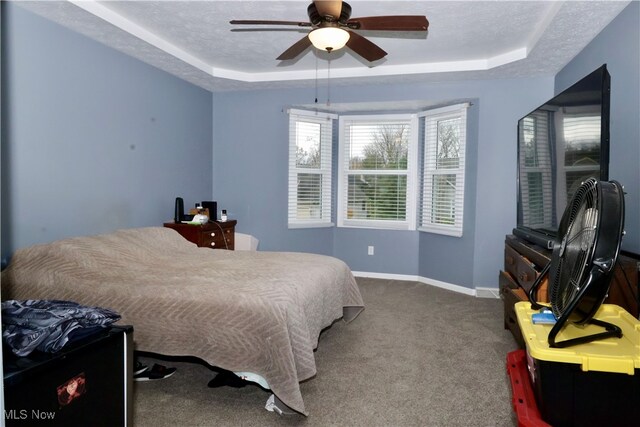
[506,349,551,427]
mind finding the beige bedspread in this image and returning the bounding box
[1,227,364,414]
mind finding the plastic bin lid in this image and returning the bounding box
[515,302,640,375]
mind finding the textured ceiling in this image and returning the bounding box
[16,1,631,92]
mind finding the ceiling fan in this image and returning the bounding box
[230,0,429,62]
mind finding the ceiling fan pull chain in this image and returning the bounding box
[315,54,319,104]
[327,54,331,106]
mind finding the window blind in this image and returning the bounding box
[338,114,417,230]
[419,104,469,236]
[288,109,335,228]
[519,111,553,228]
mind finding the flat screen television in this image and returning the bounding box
[514,64,610,249]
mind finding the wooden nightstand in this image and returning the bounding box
[164,220,236,250]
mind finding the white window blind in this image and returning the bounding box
[561,110,601,200]
[519,111,553,228]
[288,109,335,228]
[420,104,469,236]
[338,114,418,230]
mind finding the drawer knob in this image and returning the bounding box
[210,242,216,247]
[519,272,529,282]
[210,232,216,237]
[506,256,514,265]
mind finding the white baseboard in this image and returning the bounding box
[352,271,419,282]
[475,287,501,299]
[352,271,498,298]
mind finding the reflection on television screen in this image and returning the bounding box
[516,65,610,244]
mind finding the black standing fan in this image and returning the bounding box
[528,178,625,348]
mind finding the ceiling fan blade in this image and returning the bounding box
[277,35,313,60]
[347,16,429,31]
[231,28,308,33]
[313,0,343,19]
[345,31,387,62]
[230,20,311,27]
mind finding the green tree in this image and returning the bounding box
[436,119,460,168]
[361,125,408,170]
[353,125,409,220]
[432,119,461,225]
[296,144,320,168]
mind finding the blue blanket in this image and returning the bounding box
[2,299,120,356]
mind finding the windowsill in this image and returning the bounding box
[338,221,414,231]
[288,222,335,229]
[418,226,463,237]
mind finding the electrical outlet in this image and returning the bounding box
[367,246,374,256]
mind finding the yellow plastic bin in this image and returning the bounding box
[515,301,640,427]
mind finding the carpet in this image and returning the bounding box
[133,278,519,426]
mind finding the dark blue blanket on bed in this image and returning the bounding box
[2,299,120,356]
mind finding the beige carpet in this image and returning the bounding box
[133,278,519,426]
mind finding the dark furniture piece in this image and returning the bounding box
[164,220,236,250]
[500,234,639,348]
[3,325,133,427]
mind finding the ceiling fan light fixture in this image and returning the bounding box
[308,27,350,52]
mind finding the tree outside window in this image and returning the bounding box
[346,124,410,221]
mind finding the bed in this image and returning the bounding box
[1,227,364,415]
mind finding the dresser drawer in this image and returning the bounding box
[201,227,234,250]
[163,220,236,250]
[504,244,540,293]
[504,246,548,302]
[499,271,526,349]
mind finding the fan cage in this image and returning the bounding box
[549,178,600,319]
[526,178,625,347]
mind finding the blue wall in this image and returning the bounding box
[7,1,632,290]
[555,1,640,256]
[212,77,554,288]
[1,3,213,264]
[212,4,639,288]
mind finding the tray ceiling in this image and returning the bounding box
[16,1,631,92]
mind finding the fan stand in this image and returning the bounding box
[528,264,623,348]
[527,262,550,311]
[548,316,622,348]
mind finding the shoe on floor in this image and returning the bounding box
[134,364,176,381]
[134,360,149,376]
[207,370,247,388]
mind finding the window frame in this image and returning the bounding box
[419,103,469,237]
[337,113,419,230]
[287,109,336,229]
